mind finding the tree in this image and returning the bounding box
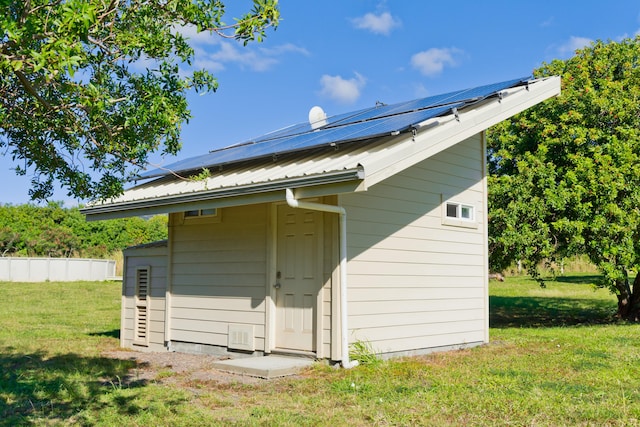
[0,202,168,257]
[0,0,279,201]
[488,36,640,320]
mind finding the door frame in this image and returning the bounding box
[265,202,325,356]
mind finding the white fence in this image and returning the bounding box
[0,257,117,282]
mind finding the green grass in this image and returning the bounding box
[1,276,640,426]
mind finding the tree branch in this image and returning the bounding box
[13,69,53,110]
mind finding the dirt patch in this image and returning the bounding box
[103,350,267,386]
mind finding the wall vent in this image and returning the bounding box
[228,324,255,351]
[133,266,150,346]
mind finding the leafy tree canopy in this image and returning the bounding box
[0,0,279,201]
[0,202,167,257]
[488,36,640,320]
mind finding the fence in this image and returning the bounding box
[0,257,117,282]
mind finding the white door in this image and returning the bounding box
[275,205,321,352]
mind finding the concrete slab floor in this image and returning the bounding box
[211,355,316,379]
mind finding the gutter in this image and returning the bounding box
[81,167,364,219]
[285,188,358,369]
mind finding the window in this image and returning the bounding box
[181,207,221,224]
[442,197,478,229]
[184,208,217,217]
[445,202,475,221]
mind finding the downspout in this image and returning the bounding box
[285,188,358,369]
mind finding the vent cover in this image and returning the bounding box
[134,267,151,346]
[228,324,255,351]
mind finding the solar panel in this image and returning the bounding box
[138,76,529,179]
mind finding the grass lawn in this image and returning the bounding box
[1,275,639,426]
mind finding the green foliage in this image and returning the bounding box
[0,1,279,201]
[488,36,640,317]
[0,203,167,258]
[349,339,382,366]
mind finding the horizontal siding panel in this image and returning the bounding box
[407,161,481,184]
[345,194,438,219]
[350,308,484,329]
[170,329,266,350]
[121,328,133,341]
[149,287,166,299]
[172,295,265,312]
[149,308,166,322]
[433,141,482,165]
[348,286,484,302]
[350,297,483,315]
[395,166,479,195]
[170,329,227,347]
[322,315,331,331]
[348,276,484,288]
[348,261,484,277]
[172,249,265,264]
[149,319,164,334]
[172,274,264,287]
[172,262,265,276]
[373,331,486,354]
[417,146,482,174]
[171,285,264,298]
[171,307,265,324]
[348,222,485,245]
[352,319,484,343]
[171,318,264,338]
[345,205,429,229]
[126,257,167,268]
[172,224,265,243]
[349,247,484,266]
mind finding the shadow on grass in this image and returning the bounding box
[553,275,603,285]
[0,351,142,426]
[490,295,617,329]
[88,329,121,339]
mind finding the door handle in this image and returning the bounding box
[274,271,281,289]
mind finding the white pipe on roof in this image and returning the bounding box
[285,188,358,369]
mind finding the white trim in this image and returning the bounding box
[363,77,561,188]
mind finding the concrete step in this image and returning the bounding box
[211,355,315,379]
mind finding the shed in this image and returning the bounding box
[82,76,560,365]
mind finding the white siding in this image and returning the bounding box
[168,204,268,350]
[121,244,168,352]
[341,133,487,355]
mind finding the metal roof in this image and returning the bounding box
[82,76,561,220]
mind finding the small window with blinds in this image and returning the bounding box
[182,208,221,223]
[133,266,151,346]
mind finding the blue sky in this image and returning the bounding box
[3,0,640,205]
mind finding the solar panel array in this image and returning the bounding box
[140,77,529,179]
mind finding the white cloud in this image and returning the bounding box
[410,47,463,76]
[556,36,593,56]
[209,41,277,71]
[174,24,308,72]
[351,11,401,35]
[260,43,310,57]
[173,24,221,46]
[319,73,366,104]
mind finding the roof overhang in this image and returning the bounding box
[82,76,560,221]
[82,166,365,220]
